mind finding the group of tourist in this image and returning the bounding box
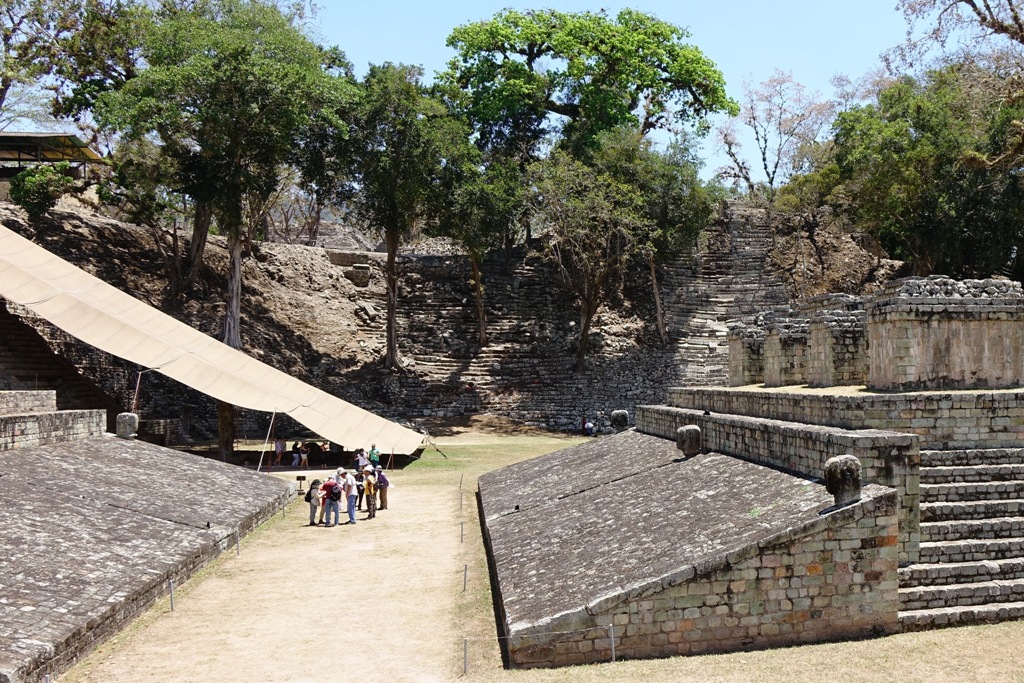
[304,462,390,527]
[270,438,383,472]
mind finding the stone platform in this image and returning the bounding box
[480,430,899,668]
[0,435,293,683]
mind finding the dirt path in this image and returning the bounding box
[64,465,464,683]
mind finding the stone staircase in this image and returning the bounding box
[0,305,121,430]
[661,203,789,385]
[900,447,1024,629]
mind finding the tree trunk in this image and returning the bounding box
[182,200,212,293]
[217,232,243,460]
[384,230,403,370]
[217,400,234,462]
[650,253,669,344]
[470,253,488,347]
[222,233,243,348]
[575,296,599,373]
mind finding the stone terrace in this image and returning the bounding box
[0,398,293,683]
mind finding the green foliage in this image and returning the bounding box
[443,8,737,156]
[590,128,712,264]
[49,0,152,120]
[831,66,1024,277]
[350,62,475,367]
[96,0,350,238]
[9,162,75,220]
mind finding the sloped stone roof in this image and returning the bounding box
[479,430,889,631]
[0,436,292,679]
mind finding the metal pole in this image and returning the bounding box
[256,412,276,472]
[169,579,175,611]
[460,490,464,510]
[459,473,464,489]
[463,564,468,592]
[236,529,241,557]
[132,370,144,413]
[609,624,615,662]
[461,521,464,543]
[463,638,468,675]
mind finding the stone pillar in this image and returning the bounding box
[728,325,765,386]
[763,319,809,387]
[867,276,1024,391]
[807,310,868,387]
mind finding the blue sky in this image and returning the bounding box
[313,1,911,178]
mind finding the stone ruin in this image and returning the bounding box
[479,275,1024,668]
[0,391,292,683]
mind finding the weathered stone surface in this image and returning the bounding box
[478,431,683,522]
[479,430,899,668]
[115,411,138,439]
[676,425,701,456]
[0,436,292,683]
[610,410,628,432]
[824,454,862,506]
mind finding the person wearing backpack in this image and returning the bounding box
[306,478,322,526]
[321,476,341,527]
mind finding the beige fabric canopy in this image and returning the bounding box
[0,223,424,455]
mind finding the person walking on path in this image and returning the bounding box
[300,443,310,470]
[375,465,390,510]
[306,478,322,526]
[342,468,358,525]
[363,466,377,520]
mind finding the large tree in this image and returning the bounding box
[530,144,646,372]
[444,8,737,156]
[96,0,350,456]
[350,63,473,370]
[434,155,525,347]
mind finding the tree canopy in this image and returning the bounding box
[831,65,1024,278]
[444,8,737,155]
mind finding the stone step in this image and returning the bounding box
[922,518,1024,543]
[922,464,1024,484]
[920,537,1024,563]
[900,578,1024,611]
[921,449,1024,467]
[921,481,1024,503]
[899,601,1024,631]
[899,557,1024,587]
[921,499,1024,522]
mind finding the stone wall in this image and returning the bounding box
[0,390,55,416]
[0,409,106,452]
[508,489,899,667]
[636,405,920,564]
[666,386,1024,451]
[867,277,1024,391]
